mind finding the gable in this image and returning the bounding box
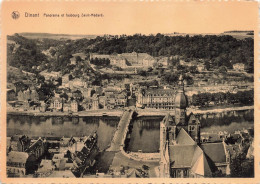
[175,128,196,145]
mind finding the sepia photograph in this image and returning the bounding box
[1,0,258,182]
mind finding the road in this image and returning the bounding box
[106,110,133,152]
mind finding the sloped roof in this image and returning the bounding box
[175,128,196,145]
[26,138,43,153]
[200,142,227,163]
[38,159,54,173]
[164,113,176,126]
[169,145,197,168]
[7,151,29,164]
[191,148,213,177]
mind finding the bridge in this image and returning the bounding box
[106,109,134,152]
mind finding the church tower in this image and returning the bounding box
[174,75,188,125]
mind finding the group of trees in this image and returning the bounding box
[191,90,253,107]
[90,58,110,66]
[230,155,254,177]
[7,35,48,73]
[69,34,253,72]
[7,33,254,75]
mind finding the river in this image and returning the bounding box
[126,109,254,153]
[7,115,119,151]
[7,109,254,153]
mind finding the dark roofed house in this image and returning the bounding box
[7,151,37,176]
[26,138,46,160]
[7,89,16,101]
[9,135,31,153]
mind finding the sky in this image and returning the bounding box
[1,1,258,35]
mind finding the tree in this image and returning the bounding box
[218,66,227,73]
[230,153,254,177]
[75,56,82,62]
[205,61,210,71]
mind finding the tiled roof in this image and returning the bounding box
[26,139,43,153]
[7,151,29,164]
[200,142,227,163]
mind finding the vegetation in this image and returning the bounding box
[191,90,254,107]
[7,33,254,74]
[230,153,254,177]
[90,58,110,66]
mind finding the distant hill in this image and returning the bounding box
[19,32,101,40]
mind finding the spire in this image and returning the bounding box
[178,74,184,92]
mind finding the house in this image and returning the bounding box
[36,159,55,177]
[13,81,28,94]
[7,151,32,177]
[40,70,61,81]
[233,63,245,71]
[110,55,127,68]
[116,93,127,107]
[62,74,72,87]
[82,98,92,110]
[40,101,47,112]
[71,100,78,113]
[197,64,205,72]
[158,57,169,68]
[8,135,31,152]
[51,97,63,112]
[17,88,39,102]
[92,94,99,110]
[26,138,46,160]
[72,90,83,101]
[7,89,16,101]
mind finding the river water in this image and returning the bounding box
[126,109,254,153]
[7,115,119,151]
[7,109,254,153]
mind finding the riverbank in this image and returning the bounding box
[190,105,254,114]
[7,105,253,117]
[7,109,124,117]
[136,105,254,117]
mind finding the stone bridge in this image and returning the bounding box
[106,109,134,152]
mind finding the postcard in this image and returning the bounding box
[0,0,259,183]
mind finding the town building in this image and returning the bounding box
[40,70,61,81]
[7,151,31,177]
[90,52,156,68]
[26,138,46,160]
[233,63,245,72]
[159,76,230,178]
[7,89,16,101]
[71,100,78,113]
[50,97,63,112]
[8,135,31,153]
[136,88,176,109]
[17,88,39,102]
